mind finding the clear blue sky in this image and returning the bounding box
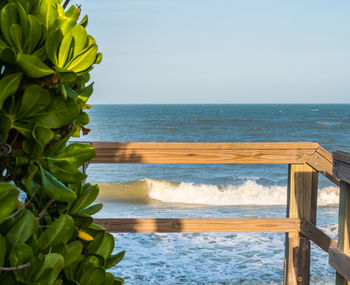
[79,0,350,104]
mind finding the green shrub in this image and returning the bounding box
[0,0,124,284]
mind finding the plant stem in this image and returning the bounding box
[0,263,30,271]
[36,199,55,221]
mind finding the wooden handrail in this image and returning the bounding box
[94,218,302,233]
[84,141,346,284]
[89,141,339,185]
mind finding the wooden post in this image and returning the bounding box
[335,181,350,285]
[333,150,350,284]
[284,163,318,285]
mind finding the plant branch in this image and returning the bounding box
[63,0,70,8]
[36,199,55,221]
[0,263,30,271]
[7,188,37,219]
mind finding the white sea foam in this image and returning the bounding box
[98,179,339,206]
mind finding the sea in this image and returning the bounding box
[77,104,350,284]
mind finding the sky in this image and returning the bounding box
[79,0,350,104]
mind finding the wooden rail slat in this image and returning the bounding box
[329,246,350,281]
[91,142,318,164]
[307,146,340,186]
[300,220,337,253]
[94,218,302,233]
[333,151,350,185]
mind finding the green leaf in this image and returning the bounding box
[45,29,62,65]
[32,0,59,30]
[40,165,77,202]
[25,15,42,53]
[48,160,86,184]
[95,52,102,64]
[81,203,103,216]
[38,214,75,249]
[0,72,23,108]
[9,242,33,266]
[10,24,23,52]
[47,143,96,168]
[17,53,55,78]
[58,32,73,67]
[9,242,34,282]
[65,5,79,19]
[0,183,19,224]
[0,3,18,47]
[71,184,99,214]
[104,272,116,285]
[0,234,6,267]
[29,96,80,128]
[94,233,115,261]
[17,84,50,118]
[0,47,17,63]
[105,251,125,269]
[64,241,83,267]
[76,256,100,279]
[5,210,36,247]
[79,15,88,28]
[67,44,98,73]
[71,25,88,58]
[42,253,65,284]
[79,267,105,285]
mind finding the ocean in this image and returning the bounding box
[77,104,350,284]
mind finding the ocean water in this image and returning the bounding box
[77,104,350,284]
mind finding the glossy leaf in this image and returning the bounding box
[5,210,36,247]
[38,214,75,249]
[105,251,125,269]
[30,96,80,128]
[0,72,23,108]
[81,203,103,216]
[47,143,96,168]
[17,54,55,78]
[0,183,19,224]
[79,267,105,285]
[0,3,18,46]
[94,233,115,261]
[40,165,77,202]
[71,184,99,214]
[17,84,50,118]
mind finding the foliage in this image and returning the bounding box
[0,0,124,284]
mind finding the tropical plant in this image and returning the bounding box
[0,0,124,284]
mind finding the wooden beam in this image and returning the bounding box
[93,218,302,233]
[336,181,350,285]
[300,220,337,253]
[329,246,350,281]
[91,142,319,164]
[307,146,340,186]
[333,150,350,184]
[284,163,318,285]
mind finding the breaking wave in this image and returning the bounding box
[97,179,339,206]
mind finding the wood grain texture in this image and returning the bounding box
[91,142,318,164]
[334,160,350,185]
[307,146,340,186]
[93,218,302,233]
[285,163,318,285]
[300,220,337,253]
[330,246,350,282]
[336,181,350,285]
[334,150,350,165]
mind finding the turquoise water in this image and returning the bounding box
[77,104,349,284]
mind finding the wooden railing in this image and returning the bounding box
[83,142,350,285]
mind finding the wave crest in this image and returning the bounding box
[97,179,339,206]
